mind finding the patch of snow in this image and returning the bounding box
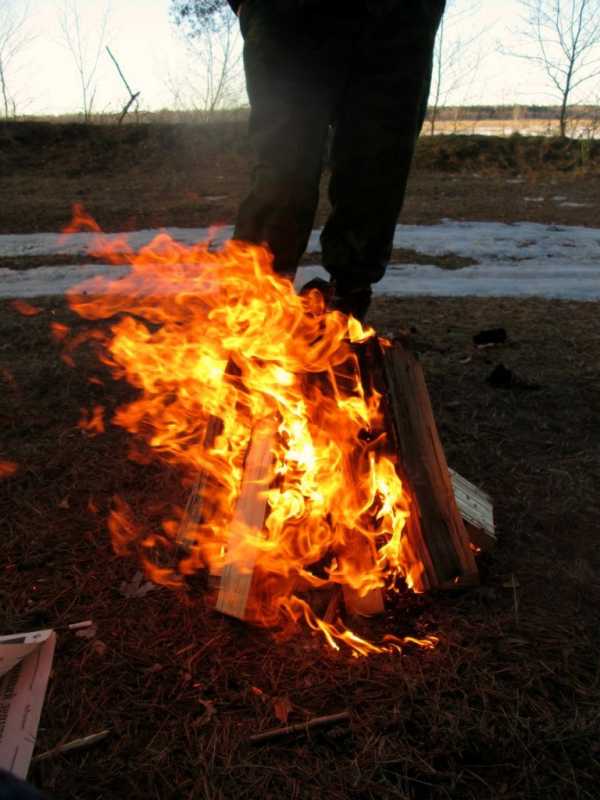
[558,201,593,209]
[297,262,600,301]
[0,226,235,259]
[524,197,545,203]
[1,220,599,301]
[0,263,130,298]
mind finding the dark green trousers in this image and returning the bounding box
[234,0,445,288]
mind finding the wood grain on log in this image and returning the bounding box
[449,469,496,552]
[215,416,278,619]
[381,340,479,592]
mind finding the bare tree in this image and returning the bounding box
[171,0,230,36]
[167,4,243,116]
[59,0,111,120]
[0,0,35,118]
[106,46,140,124]
[514,0,600,137]
[428,0,484,135]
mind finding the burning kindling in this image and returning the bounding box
[64,208,488,658]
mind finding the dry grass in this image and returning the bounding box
[2,294,599,799]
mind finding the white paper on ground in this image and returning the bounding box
[0,629,56,779]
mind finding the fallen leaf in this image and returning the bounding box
[273,696,293,724]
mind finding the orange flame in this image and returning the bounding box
[51,322,70,341]
[64,207,434,656]
[78,404,105,435]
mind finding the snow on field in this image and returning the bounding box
[0,220,599,301]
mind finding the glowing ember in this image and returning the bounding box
[0,460,18,479]
[78,404,105,435]
[64,207,436,657]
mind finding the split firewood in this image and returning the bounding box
[249,711,350,744]
[330,345,385,616]
[176,414,223,552]
[215,416,279,619]
[177,360,244,555]
[379,340,479,592]
[339,527,385,617]
[337,452,384,616]
[449,469,496,552]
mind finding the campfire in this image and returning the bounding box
[60,208,491,657]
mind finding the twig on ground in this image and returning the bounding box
[249,712,350,744]
[31,730,111,763]
[65,620,94,631]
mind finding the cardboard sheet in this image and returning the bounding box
[0,629,56,779]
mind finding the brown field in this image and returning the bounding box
[1,121,599,235]
[1,122,600,799]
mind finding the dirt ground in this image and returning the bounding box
[1,123,600,799]
[2,294,599,800]
[0,122,599,234]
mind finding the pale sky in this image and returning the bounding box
[2,0,598,117]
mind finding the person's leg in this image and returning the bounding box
[321,0,445,303]
[234,2,353,279]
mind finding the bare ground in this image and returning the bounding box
[1,293,599,799]
[1,122,599,233]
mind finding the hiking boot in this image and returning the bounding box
[330,283,372,323]
[299,277,372,322]
[298,277,334,316]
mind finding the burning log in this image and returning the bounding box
[211,336,481,620]
[176,415,223,552]
[214,416,278,619]
[64,208,484,651]
[337,426,385,617]
[379,340,479,592]
[341,545,385,616]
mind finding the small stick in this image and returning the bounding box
[53,620,94,632]
[31,730,110,763]
[66,620,94,631]
[249,712,350,744]
[511,573,520,627]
